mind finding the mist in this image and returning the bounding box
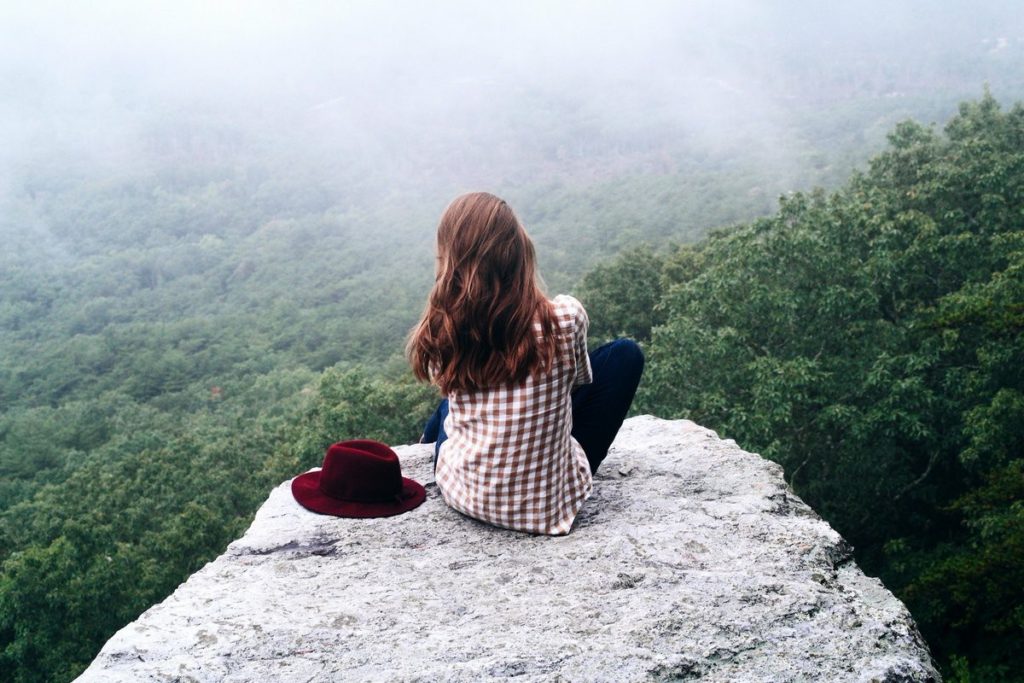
[3,0,1023,204]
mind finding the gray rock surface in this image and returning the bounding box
[77,416,939,682]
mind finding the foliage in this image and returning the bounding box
[576,245,668,344]
[0,363,433,682]
[608,91,1024,678]
[1,84,1023,682]
[4,83,798,681]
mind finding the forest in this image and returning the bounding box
[2,3,1024,681]
[2,91,1020,683]
[582,93,1024,681]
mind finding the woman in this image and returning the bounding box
[408,192,643,535]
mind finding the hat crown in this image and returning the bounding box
[319,440,403,503]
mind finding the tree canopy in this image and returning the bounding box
[1,92,1022,682]
[584,92,1023,680]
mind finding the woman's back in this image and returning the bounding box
[411,192,643,536]
[434,294,593,535]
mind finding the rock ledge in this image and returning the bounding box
[77,416,939,682]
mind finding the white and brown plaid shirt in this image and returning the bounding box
[435,295,593,535]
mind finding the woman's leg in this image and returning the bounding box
[571,339,644,474]
[421,398,449,470]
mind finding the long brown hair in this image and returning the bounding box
[407,192,557,394]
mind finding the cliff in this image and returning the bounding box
[76,416,939,682]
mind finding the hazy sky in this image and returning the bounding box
[4,1,1020,96]
[2,1,1022,193]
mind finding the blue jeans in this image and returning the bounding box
[421,339,644,474]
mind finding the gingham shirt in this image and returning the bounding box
[435,294,593,535]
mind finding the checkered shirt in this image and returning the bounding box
[435,294,594,535]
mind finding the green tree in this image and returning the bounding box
[624,92,1024,678]
[577,245,667,344]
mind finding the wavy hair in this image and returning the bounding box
[407,192,557,394]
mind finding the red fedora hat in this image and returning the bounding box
[291,440,426,518]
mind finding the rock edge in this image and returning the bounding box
[77,416,939,682]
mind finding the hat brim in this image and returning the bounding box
[291,469,426,518]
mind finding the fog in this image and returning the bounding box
[3,1,1022,190]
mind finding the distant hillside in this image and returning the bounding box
[2,77,1024,682]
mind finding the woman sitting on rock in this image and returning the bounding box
[408,192,644,535]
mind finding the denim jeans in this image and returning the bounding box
[421,338,644,474]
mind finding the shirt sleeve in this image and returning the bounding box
[571,298,592,388]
